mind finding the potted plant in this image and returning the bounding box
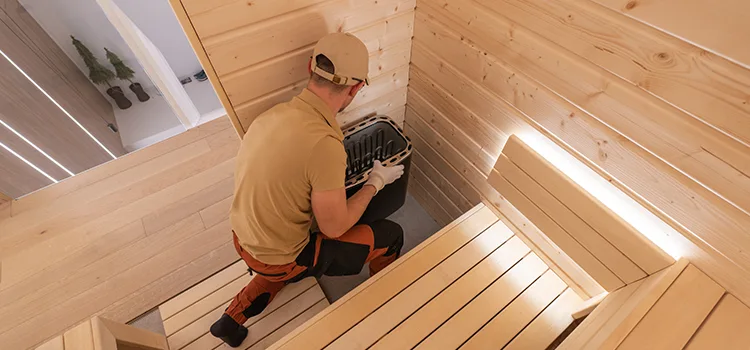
[71,36,131,110]
[106,48,150,102]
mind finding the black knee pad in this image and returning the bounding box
[370,219,404,257]
[241,292,271,319]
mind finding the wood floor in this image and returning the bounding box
[159,261,328,350]
[0,117,241,349]
[272,204,584,350]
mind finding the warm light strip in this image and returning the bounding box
[0,119,75,176]
[518,133,683,260]
[0,141,58,183]
[0,48,117,159]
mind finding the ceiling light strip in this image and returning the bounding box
[0,119,75,177]
[0,141,58,183]
[0,49,117,159]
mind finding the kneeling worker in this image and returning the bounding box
[210,33,406,347]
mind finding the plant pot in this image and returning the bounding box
[129,82,150,102]
[107,86,132,109]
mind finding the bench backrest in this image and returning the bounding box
[488,135,673,292]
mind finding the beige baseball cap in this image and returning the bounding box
[310,32,369,86]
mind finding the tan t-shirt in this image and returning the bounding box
[231,89,347,265]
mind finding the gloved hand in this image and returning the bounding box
[365,160,405,194]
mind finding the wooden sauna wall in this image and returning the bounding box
[405,0,750,305]
[170,0,416,135]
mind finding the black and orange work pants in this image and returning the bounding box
[225,220,404,325]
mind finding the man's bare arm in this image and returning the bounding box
[312,184,377,238]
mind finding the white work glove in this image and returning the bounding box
[365,160,405,194]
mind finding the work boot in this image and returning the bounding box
[210,314,248,348]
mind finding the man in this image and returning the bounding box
[210,33,406,347]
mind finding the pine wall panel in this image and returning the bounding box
[170,0,416,135]
[406,0,750,306]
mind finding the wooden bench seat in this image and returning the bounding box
[158,261,329,350]
[270,204,584,349]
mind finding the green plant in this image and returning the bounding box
[105,48,135,83]
[71,36,115,87]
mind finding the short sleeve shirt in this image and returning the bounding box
[230,89,347,265]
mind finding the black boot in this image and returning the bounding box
[210,314,248,348]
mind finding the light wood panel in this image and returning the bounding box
[685,294,750,349]
[594,0,750,69]
[327,221,514,349]
[270,204,497,349]
[169,0,415,136]
[505,288,584,350]
[408,0,750,306]
[0,118,240,350]
[619,265,724,349]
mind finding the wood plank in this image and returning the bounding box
[370,236,530,350]
[496,154,646,283]
[411,162,463,219]
[407,170,453,227]
[502,136,672,274]
[34,336,63,350]
[160,260,247,321]
[415,253,548,349]
[407,104,602,298]
[572,293,608,320]
[0,152,236,290]
[270,205,497,349]
[164,273,251,336]
[142,176,233,234]
[63,319,94,350]
[176,278,317,350]
[328,221,514,349]
[559,279,644,349]
[483,198,603,299]
[9,117,230,216]
[200,196,232,229]
[412,5,750,305]
[337,87,407,129]
[0,218,234,350]
[505,288,584,350]
[685,294,750,350]
[619,265,725,349]
[583,259,690,349]
[594,0,750,68]
[412,149,473,212]
[461,269,568,349]
[224,284,326,350]
[247,299,329,350]
[201,0,414,73]
[488,170,624,291]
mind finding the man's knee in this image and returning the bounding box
[370,219,404,256]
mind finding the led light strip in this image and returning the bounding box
[0,119,75,176]
[0,141,58,183]
[0,48,117,159]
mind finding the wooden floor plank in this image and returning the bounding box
[176,278,317,350]
[63,319,94,350]
[505,288,584,350]
[371,236,530,350]
[327,221,514,349]
[685,294,750,349]
[461,270,567,349]
[160,260,247,321]
[164,273,251,336]
[247,299,329,350]
[221,285,326,349]
[270,205,495,350]
[619,265,725,349]
[415,253,548,349]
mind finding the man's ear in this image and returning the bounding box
[349,81,365,97]
[307,57,313,75]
